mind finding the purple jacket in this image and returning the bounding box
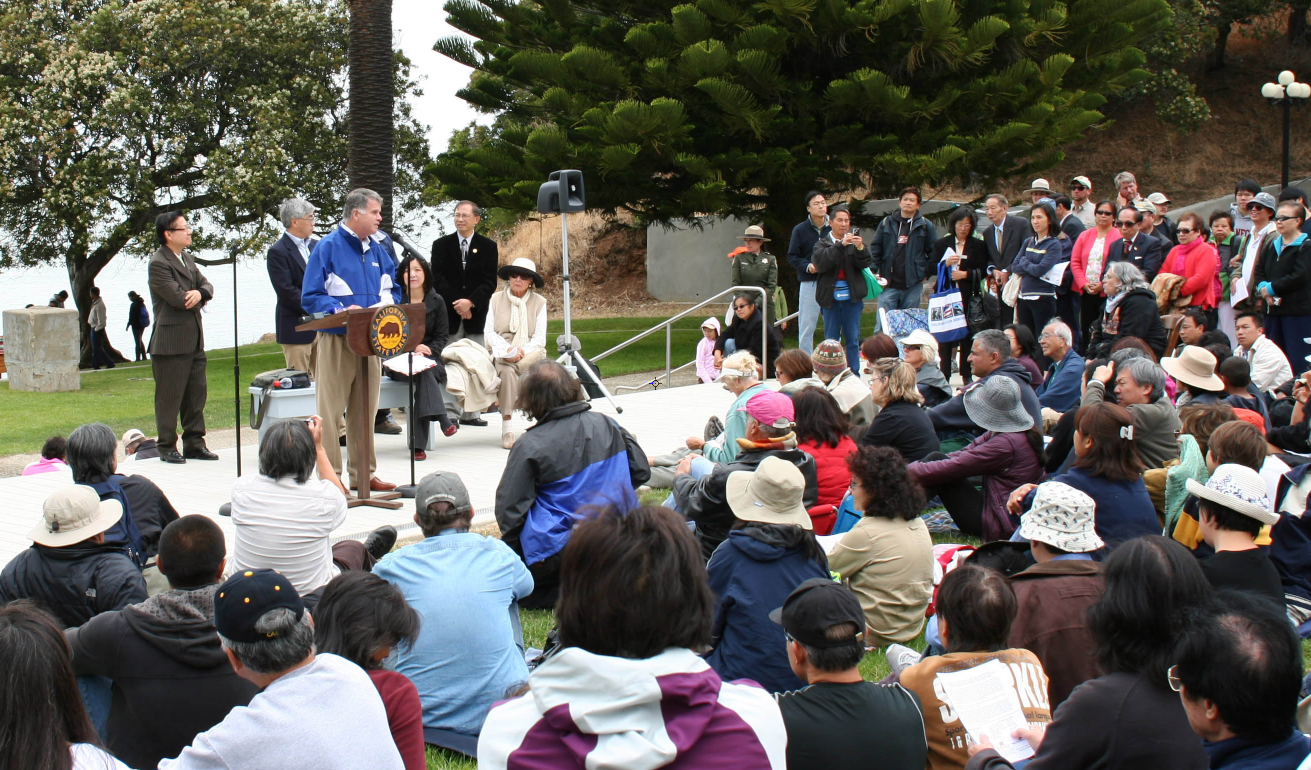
[909,432,1044,540]
[477,646,786,770]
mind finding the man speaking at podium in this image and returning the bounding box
[301,189,401,493]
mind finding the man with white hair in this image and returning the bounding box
[1113,171,1144,210]
[160,569,404,769]
[1084,356,1181,468]
[1035,320,1084,413]
[266,198,319,375]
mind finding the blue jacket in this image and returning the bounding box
[1204,730,1311,770]
[1011,234,1065,298]
[495,402,650,565]
[301,224,402,333]
[868,213,938,288]
[786,218,831,282]
[705,527,829,693]
[1036,348,1085,412]
[1272,462,1311,618]
[1024,466,1159,551]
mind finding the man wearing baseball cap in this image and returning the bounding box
[671,389,819,560]
[772,578,928,770]
[1069,176,1096,228]
[1187,463,1283,604]
[373,471,533,747]
[161,568,404,769]
[0,486,145,628]
[122,427,160,461]
[1147,192,1177,244]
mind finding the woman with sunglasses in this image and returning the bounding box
[1160,213,1220,325]
[1069,200,1122,352]
[716,292,782,378]
[1253,201,1311,375]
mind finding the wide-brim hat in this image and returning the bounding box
[1161,347,1223,391]
[497,257,544,288]
[1250,192,1278,212]
[737,225,770,242]
[1017,481,1105,553]
[1025,178,1054,195]
[963,376,1034,433]
[30,486,123,548]
[1186,463,1277,525]
[726,456,812,530]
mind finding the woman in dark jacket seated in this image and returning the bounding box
[862,358,938,463]
[388,254,456,460]
[932,206,989,384]
[1085,261,1167,360]
[716,292,781,379]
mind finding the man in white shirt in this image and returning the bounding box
[160,568,405,770]
[1069,175,1096,228]
[1235,310,1294,396]
[227,418,395,602]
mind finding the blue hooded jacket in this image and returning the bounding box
[301,224,401,333]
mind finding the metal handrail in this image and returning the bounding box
[591,286,769,386]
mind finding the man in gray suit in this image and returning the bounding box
[982,193,1032,328]
[148,211,216,464]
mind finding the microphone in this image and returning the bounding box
[390,231,426,259]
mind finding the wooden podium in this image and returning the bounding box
[297,304,425,509]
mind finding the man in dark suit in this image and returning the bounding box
[148,211,215,464]
[1053,195,1085,351]
[430,200,499,425]
[266,198,318,376]
[1106,206,1165,280]
[982,193,1032,327]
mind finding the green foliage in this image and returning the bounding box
[0,0,428,326]
[425,0,1171,226]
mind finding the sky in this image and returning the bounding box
[394,0,486,165]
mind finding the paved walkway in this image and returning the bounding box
[0,381,737,567]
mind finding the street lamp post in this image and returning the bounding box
[1262,71,1310,189]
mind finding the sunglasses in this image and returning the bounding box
[733,303,751,310]
[1116,221,1136,228]
[1095,210,1115,216]
[1275,214,1302,222]
[1071,185,1087,191]
[1176,227,1195,235]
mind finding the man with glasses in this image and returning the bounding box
[786,190,831,355]
[1069,176,1096,227]
[982,193,1032,328]
[1253,202,1311,375]
[1105,206,1164,280]
[148,211,216,464]
[266,198,319,377]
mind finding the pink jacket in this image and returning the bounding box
[1162,239,1219,308]
[1070,227,1123,294]
[696,318,722,384]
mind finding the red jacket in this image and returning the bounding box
[1162,238,1219,308]
[798,436,857,535]
[908,431,1044,541]
[1070,227,1122,294]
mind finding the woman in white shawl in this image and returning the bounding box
[484,257,549,448]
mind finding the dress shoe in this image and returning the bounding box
[364,525,398,560]
[160,449,186,464]
[438,416,459,437]
[374,415,402,435]
[413,449,427,461]
[183,448,219,461]
[459,417,488,427]
[350,477,398,492]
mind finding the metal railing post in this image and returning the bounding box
[665,324,672,383]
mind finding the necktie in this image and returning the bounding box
[995,225,1002,251]
[460,238,469,269]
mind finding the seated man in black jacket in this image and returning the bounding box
[68,516,258,769]
[671,389,819,560]
[929,329,1042,439]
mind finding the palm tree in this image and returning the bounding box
[347,0,395,231]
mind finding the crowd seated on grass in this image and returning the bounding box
[15,186,1311,770]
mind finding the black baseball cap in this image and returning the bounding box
[214,569,305,643]
[768,577,865,648]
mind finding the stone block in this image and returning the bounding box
[2,307,81,392]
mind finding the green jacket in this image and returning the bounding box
[731,250,778,302]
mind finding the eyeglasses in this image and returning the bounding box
[167,226,192,233]
[1176,227,1195,235]
[1116,221,1136,228]
[1167,664,1183,692]
[1275,214,1302,222]
[733,303,751,310]
[1095,210,1115,216]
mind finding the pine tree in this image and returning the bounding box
[427,0,1170,232]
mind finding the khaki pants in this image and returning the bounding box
[315,333,379,486]
[495,348,546,421]
[282,343,316,380]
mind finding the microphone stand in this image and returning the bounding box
[396,352,417,498]
[231,245,242,477]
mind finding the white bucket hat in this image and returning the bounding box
[29,486,123,548]
[1017,482,1104,553]
[726,456,812,530]
[1186,463,1277,525]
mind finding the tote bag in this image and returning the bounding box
[929,262,969,343]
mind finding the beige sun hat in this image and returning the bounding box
[29,486,123,548]
[1017,481,1104,553]
[737,225,771,242]
[1025,178,1054,195]
[726,456,812,530]
[1161,346,1223,391]
[1186,463,1277,526]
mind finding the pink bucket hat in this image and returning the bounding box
[739,390,794,429]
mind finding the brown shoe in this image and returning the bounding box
[350,477,397,492]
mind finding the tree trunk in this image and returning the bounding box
[1290,0,1311,46]
[1209,20,1231,71]
[347,0,395,231]
[66,235,127,368]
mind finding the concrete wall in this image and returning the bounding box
[646,199,966,302]
[3,307,80,391]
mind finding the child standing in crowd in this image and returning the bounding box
[697,318,721,383]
